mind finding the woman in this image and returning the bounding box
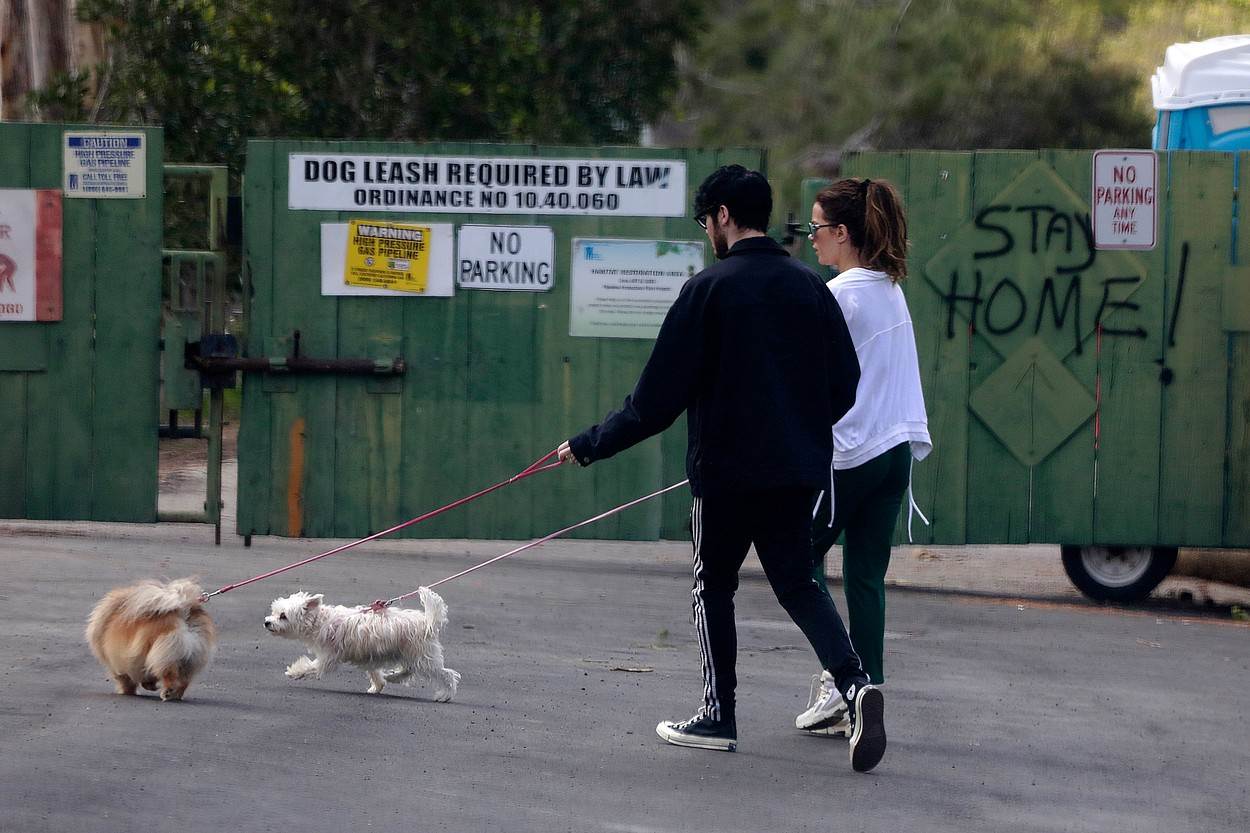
[794,177,932,737]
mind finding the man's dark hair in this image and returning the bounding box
[693,165,772,233]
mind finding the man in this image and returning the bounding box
[557,165,886,772]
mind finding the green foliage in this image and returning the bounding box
[56,0,702,169]
[663,0,1250,201]
[24,70,94,121]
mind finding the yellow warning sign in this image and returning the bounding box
[344,220,431,293]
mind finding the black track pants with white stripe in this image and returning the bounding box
[690,487,865,721]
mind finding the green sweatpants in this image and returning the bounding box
[810,441,912,685]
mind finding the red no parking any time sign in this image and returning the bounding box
[1092,150,1158,251]
[0,189,62,322]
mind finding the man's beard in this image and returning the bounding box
[711,226,730,258]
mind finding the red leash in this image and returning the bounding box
[201,449,565,601]
[372,479,690,611]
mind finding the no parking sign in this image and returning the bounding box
[1093,150,1158,250]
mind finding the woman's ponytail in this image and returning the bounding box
[862,180,908,282]
[815,177,910,282]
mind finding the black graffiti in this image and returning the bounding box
[1167,242,1189,348]
[973,204,1096,274]
[984,279,1026,335]
[1036,275,1081,353]
[951,200,1157,352]
[1094,276,1147,339]
[943,270,1147,352]
[944,270,983,338]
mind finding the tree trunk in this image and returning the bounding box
[1,0,103,120]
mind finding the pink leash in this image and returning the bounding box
[371,479,690,610]
[201,450,565,601]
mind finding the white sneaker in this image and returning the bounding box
[808,715,852,737]
[795,671,849,731]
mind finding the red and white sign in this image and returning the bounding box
[1092,150,1157,250]
[0,189,62,321]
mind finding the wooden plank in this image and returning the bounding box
[396,260,471,540]
[1227,333,1250,546]
[1028,150,1097,545]
[963,151,1039,544]
[0,124,32,518]
[0,123,31,184]
[266,139,340,537]
[463,289,540,538]
[331,306,404,538]
[329,140,406,539]
[1223,152,1250,547]
[871,152,972,545]
[23,124,94,520]
[590,314,664,540]
[525,144,596,540]
[238,139,277,535]
[532,154,608,542]
[0,371,27,517]
[395,138,501,541]
[461,142,565,540]
[1158,151,1233,546]
[1091,150,1168,547]
[89,127,162,521]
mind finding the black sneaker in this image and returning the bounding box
[656,709,737,752]
[845,681,886,773]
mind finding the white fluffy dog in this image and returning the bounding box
[263,586,460,700]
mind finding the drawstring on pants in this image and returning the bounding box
[905,454,930,543]
[816,442,932,542]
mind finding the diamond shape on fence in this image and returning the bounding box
[968,337,1095,467]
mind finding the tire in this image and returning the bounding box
[1061,545,1178,603]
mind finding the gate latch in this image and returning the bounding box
[186,330,405,386]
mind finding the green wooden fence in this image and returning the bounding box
[239,140,763,540]
[0,123,164,522]
[804,150,1250,548]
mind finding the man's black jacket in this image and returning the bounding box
[568,236,860,498]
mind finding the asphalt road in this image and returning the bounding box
[1,525,1246,833]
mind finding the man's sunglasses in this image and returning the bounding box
[694,213,710,230]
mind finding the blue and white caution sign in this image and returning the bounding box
[63,132,146,199]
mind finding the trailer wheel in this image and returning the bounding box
[1061,545,1178,603]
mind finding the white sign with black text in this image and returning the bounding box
[288,154,687,217]
[1093,150,1157,250]
[457,225,554,291]
[63,131,146,198]
[570,238,705,339]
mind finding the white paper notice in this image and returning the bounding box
[569,238,705,339]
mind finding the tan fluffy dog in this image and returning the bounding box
[85,578,217,701]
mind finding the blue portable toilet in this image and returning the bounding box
[1152,35,1250,150]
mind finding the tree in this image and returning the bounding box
[656,0,1250,201]
[29,0,703,168]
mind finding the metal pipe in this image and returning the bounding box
[192,356,406,375]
